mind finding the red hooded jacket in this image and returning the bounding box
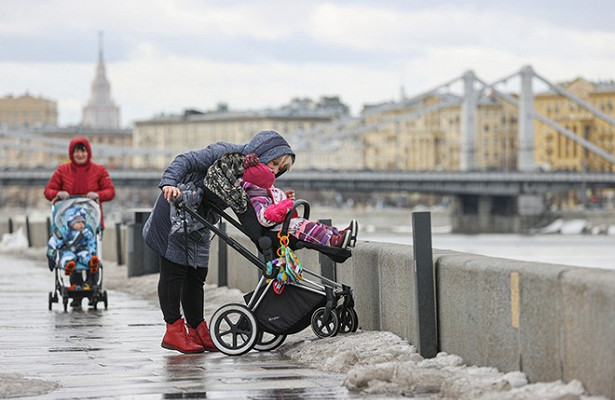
[44,137,115,229]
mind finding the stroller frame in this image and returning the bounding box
[47,197,108,311]
[177,196,358,356]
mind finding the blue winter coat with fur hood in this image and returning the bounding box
[142,130,295,268]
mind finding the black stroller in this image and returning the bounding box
[47,197,108,311]
[176,187,358,356]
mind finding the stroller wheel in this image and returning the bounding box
[48,292,53,311]
[210,304,258,356]
[254,331,286,352]
[336,306,359,334]
[103,291,108,309]
[311,307,340,338]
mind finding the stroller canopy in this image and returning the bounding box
[51,197,101,236]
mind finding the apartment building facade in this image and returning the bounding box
[534,78,615,172]
[359,92,517,172]
[132,98,349,170]
[0,93,58,128]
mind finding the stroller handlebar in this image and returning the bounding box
[280,199,310,236]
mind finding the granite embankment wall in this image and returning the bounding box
[207,233,615,400]
[2,218,614,399]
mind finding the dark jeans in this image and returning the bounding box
[158,256,208,328]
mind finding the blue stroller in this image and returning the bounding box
[47,197,108,311]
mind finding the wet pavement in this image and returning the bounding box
[0,253,365,399]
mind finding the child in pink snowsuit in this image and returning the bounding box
[240,153,358,249]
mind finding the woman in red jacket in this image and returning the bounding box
[44,137,115,230]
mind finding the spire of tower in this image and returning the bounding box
[98,31,104,64]
[81,31,121,129]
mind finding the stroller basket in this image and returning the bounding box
[243,283,327,336]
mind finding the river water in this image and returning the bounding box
[308,206,615,271]
[362,232,615,271]
[3,205,614,271]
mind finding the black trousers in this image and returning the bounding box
[158,256,208,328]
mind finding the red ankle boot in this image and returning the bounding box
[161,319,205,354]
[64,260,76,276]
[89,255,100,273]
[187,321,218,352]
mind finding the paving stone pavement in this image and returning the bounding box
[0,253,366,399]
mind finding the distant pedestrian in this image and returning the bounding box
[44,137,115,229]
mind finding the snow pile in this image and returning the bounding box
[0,228,29,252]
[0,373,58,399]
[279,330,608,399]
[560,219,587,235]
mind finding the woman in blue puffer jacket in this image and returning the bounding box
[143,130,295,354]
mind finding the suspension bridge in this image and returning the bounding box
[1,65,614,233]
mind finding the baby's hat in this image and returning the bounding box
[242,153,275,189]
[67,208,86,227]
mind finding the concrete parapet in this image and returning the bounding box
[29,219,49,247]
[436,255,570,380]
[374,242,418,342]
[335,241,382,332]
[101,224,117,262]
[437,253,520,372]
[436,253,615,399]
[561,269,615,397]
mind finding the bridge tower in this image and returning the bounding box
[518,65,535,171]
[460,70,477,171]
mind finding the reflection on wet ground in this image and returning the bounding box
[0,253,366,399]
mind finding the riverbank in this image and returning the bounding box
[303,205,615,236]
[2,204,615,236]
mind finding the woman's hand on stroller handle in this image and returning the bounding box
[162,185,182,203]
[51,191,70,204]
[86,191,100,203]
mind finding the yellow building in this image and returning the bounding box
[534,78,615,172]
[0,93,57,128]
[361,92,516,171]
[362,95,456,171]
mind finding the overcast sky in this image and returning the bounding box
[2,0,614,127]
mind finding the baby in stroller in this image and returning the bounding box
[47,198,106,310]
[240,153,358,249]
[47,206,100,286]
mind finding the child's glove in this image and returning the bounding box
[264,199,294,223]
